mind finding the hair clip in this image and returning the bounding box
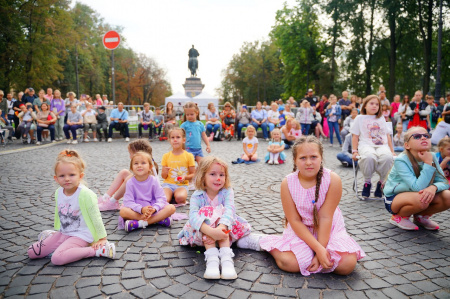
[312,200,316,204]
[65,150,72,157]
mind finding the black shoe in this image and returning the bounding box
[374,181,384,198]
[362,182,371,198]
[23,139,28,144]
[341,161,349,167]
[98,138,102,142]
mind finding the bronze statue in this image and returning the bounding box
[188,45,199,77]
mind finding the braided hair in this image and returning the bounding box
[287,135,324,232]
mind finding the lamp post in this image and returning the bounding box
[435,0,443,102]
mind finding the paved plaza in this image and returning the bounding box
[0,138,449,299]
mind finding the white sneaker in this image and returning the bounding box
[268,159,274,165]
[52,140,56,143]
[66,139,72,144]
[274,160,279,165]
[72,140,78,144]
[95,242,116,259]
[236,233,265,251]
[125,137,130,142]
[107,138,112,143]
[83,138,89,143]
[219,247,237,280]
[204,248,220,279]
[329,144,333,147]
[93,138,98,142]
[36,141,41,145]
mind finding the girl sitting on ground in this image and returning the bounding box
[259,136,365,275]
[28,150,115,265]
[120,151,176,232]
[178,156,256,280]
[242,125,258,162]
[265,128,286,165]
[350,95,395,198]
[383,127,450,230]
[98,139,158,211]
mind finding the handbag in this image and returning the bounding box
[84,114,97,124]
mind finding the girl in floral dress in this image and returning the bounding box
[178,156,257,280]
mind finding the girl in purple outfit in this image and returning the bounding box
[119,151,176,232]
[50,90,66,140]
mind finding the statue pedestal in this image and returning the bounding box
[183,77,204,98]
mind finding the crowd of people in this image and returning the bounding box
[3,85,450,279]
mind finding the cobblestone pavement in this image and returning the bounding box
[1,138,450,299]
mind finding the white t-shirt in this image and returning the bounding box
[350,115,389,148]
[284,111,294,118]
[267,110,280,122]
[57,185,93,243]
[206,110,219,121]
[243,136,258,154]
[140,110,154,123]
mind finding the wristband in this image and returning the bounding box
[352,150,359,153]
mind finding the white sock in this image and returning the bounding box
[269,153,274,160]
[103,193,111,201]
[95,245,106,257]
[138,220,148,228]
[110,197,117,202]
[274,153,279,161]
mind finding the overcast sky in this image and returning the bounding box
[76,0,295,97]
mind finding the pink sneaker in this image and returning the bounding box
[97,195,106,205]
[414,215,439,230]
[389,215,418,230]
[208,132,214,141]
[98,199,120,211]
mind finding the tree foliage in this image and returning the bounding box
[0,1,171,106]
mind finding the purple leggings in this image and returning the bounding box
[28,232,95,265]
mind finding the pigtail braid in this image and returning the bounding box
[312,164,324,233]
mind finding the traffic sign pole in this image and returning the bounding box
[103,30,121,104]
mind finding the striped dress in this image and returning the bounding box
[260,168,365,276]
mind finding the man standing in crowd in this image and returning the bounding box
[22,88,38,108]
[108,102,130,142]
[305,89,318,106]
[339,90,351,123]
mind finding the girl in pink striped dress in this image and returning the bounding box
[260,136,365,276]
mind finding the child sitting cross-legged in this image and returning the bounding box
[265,128,286,165]
[119,151,176,232]
[384,127,450,230]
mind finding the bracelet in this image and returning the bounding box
[352,150,359,153]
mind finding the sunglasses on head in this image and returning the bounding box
[408,133,431,141]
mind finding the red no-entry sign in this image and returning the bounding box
[103,31,121,50]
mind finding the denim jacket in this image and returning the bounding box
[384,152,449,197]
[188,188,236,231]
[325,104,342,120]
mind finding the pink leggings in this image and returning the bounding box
[28,232,95,265]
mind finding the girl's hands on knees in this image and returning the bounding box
[91,237,107,250]
[307,255,320,272]
[202,234,215,245]
[210,226,229,241]
[316,247,333,269]
[419,185,437,204]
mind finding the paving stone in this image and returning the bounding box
[121,270,142,279]
[32,275,57,284]
[298,289,320,298]
[208,284,235,298]
[230,278,252,290]
[381,288,409,299]
[4,286,28,296]
[434,290,450,299]
[364,278,391,289]
[325,279,348,290]
[102,276,120,286]
[190,279,215,292]
[345,291,368,299]
[130,285,159,299]
[144,268,166,279]
[166,267,185,277]
[396,284,424,296]
[151,277,173,289]
[413,280,441,292]
[76,277,101,288]
[50,286,77,299]
[282,276,304,288]
[163,283,190,297]
[28,283,53,295]
[307,279,327,289]
[250,283,275,294]
[9,275,34,287]
[101,284,123,296]
[322,290,346,299]
[77,286,103,298]
[275,287,297,297]
[175,273,197,284]
[239,270,261,282]
[259,274,281,285]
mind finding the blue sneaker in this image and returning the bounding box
[374,181,384,198]
[362,182,371,198]
[157,217,172,227]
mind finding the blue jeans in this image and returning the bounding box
[394,146,404,152]
[251,122,269,139]
[37,125,55,142]
[402,120,409,132]
[301,124,311,136]
[108,122,130,138]
[237,123,249,139]
[268,123,276,132]
[283,139,294,149]
[328,120,342,145]
[206,123,220,135]
[336,152,355,167]
[63,124,83,139]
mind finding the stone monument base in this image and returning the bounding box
[183,77,204,98]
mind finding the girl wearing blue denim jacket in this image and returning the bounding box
[325,94,342,146]
[178,156,257,280]
[384,127,450,231]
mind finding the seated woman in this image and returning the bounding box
[18,103,37,144]
[236,105,252,141]
[280,118,296,149]
[384,127,450,230]
[220,102,236,140]
[205,102,221,140]
[36,102,56,145]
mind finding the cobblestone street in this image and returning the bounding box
[0,139,449,298]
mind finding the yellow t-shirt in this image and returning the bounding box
[161,150,195,186]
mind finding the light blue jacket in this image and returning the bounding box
[325,103,342,121]
[384,152,449,197]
